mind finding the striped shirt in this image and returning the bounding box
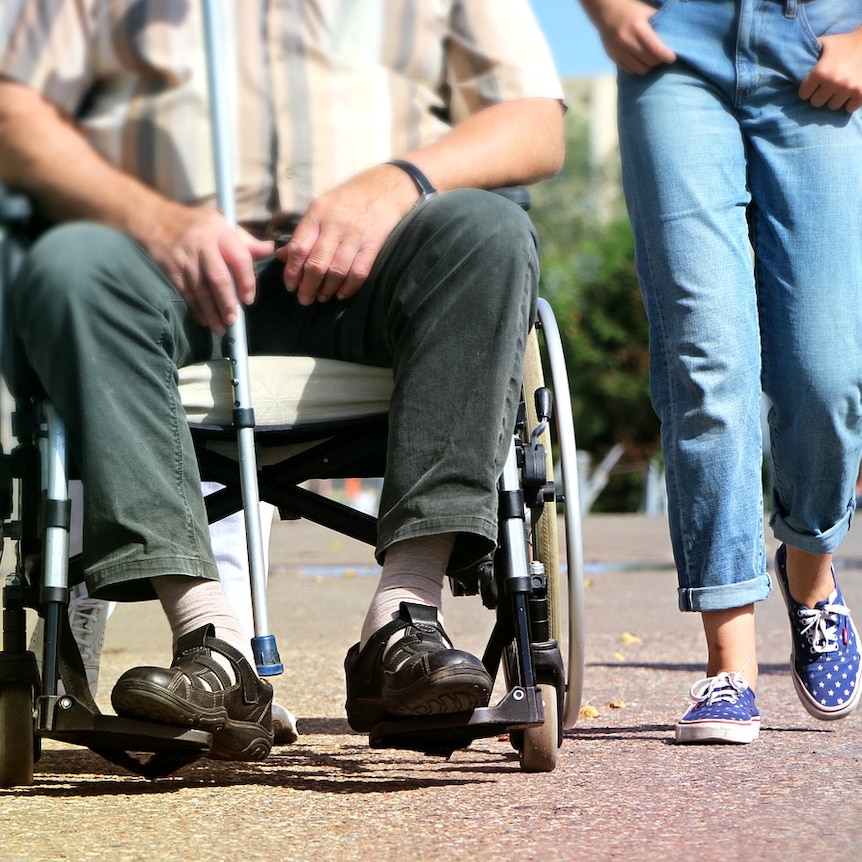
[0,0,563,228]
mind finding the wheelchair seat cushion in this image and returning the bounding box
[180,355,394,430]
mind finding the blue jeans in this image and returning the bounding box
[618,0,862,612]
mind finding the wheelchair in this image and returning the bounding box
[0,185,585,786]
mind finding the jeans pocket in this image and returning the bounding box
[799,0,862,54]
[649,0,682,28]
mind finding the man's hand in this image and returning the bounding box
[277,164,419,306]
[144,204,274,334]
[0,80,276,335]
[581,0,676,75]
[799,29,862,113]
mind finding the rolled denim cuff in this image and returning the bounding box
[678,572,772,613]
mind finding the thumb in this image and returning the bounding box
[238,227,276,260]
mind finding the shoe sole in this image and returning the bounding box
[345,696,386,733]
[348,670,492,732]
[789,666,862,721]
[383,666,492,718]
[112,680,272,761]
[675,718,760,744]
[775,551,862,721]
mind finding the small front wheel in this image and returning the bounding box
[0,683,36,787]
[519,684,559,773]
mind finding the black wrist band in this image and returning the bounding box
[387,160,437,205]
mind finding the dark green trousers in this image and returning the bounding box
[12,190,539,601]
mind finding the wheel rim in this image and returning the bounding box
[533,300,585,730]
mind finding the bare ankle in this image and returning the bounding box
[782,546,834,607]
[701,606,758,689]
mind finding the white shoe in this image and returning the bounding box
[29,583,115,697]
[272,701,299,744]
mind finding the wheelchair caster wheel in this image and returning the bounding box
[0,683,36,787]
[518,683,559,773]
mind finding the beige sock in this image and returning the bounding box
[151,575,254,671]
[360,534,455,648]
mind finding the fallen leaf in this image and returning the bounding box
[620,631,643,645]
[579,704,600,719]
[614,651,626,662]
[606,700,627,709]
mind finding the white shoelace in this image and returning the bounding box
[688,670,749,706]
[796,596,850,655]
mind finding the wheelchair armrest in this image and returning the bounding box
[0,184,32,224]
[1,184,38,398]
[490,186,531,211]
[0,183,36,280]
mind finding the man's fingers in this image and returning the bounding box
[219,232,258,305]
[315,240,367,302]
[284,226,344,305]
[178,261,223,334]
[199,245,239,332]
[237,226,275,261]
[335,247,374,300]
[281,226,317,295]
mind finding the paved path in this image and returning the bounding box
[2,514,861,861]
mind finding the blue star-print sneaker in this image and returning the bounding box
[775,544,862,720]
[675,670,760,744]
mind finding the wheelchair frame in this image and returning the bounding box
[0,280,583,785]
[0,3,585,775]
[190,300,585,768]
[0,188,584,787]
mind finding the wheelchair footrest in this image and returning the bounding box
[368,686,545,757]
[36,695,213,778]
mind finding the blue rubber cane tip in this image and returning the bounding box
[251,634,284,676]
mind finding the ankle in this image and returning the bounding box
[702,606,757,688]
[782,546,834,607]
[151,575,253,666]
[360,534,454,647]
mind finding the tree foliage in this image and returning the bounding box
[529,98,660,511]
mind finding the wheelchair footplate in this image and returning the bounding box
[37,694,213,778]
[368,685,545,758]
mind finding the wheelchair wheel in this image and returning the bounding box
[519,683,559,773]
[0,683,35,787]
[524,299,585,730]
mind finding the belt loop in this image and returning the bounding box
[785,0,798,18]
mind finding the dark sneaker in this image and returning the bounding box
[344,602,493,732]
[775,544,862,720]
[111,624,273,761]
[675,670,760,744]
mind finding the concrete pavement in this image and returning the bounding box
[2,514,861,861]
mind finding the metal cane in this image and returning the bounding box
[201,0,282,675]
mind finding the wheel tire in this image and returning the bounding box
[519,684,559,773]
[523,308,586,728]
[0,683,35,787]
[523,330,561,642]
